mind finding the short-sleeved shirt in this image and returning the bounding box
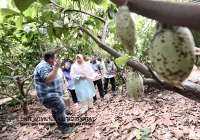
[34,60,63,103]
[103,61,116,78]
[89,60,103,80]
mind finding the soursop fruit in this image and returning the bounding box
[116,6,136,55]
[149,22,195,85]
[125,71,144,101]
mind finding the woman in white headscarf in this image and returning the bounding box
[70,54,100,114]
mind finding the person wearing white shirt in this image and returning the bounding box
[102,57,116,96]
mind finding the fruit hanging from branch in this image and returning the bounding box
[116,6,136,55]
[149,22,195,85]
[125,71,144,101]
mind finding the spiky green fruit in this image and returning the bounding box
[125,71,144,101]
[149,22,195,85]
[116,6,136,55]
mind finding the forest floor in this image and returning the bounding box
[0,69,200,140]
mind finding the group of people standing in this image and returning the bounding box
[33,51,117,134]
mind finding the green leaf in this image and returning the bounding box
[53,20,64,28]
[101,0,109,10]
[140,128,151,136]
[53,12,60,20]
[39,27,47,34]
[136,131,142,140]
[143,135,151,140]
[123,129,131,134]
[92,0,103,5]
[113,121,120,128]
[47,27,54,42]
[14,0,36,12]
[15,17,23,29]
[39,0,49,6]
[0,8,19,17]
[53,27,62,38]
[44,11,52,22]
[115,56,130,67]
[22,63,26,68]
[3,66,10,75]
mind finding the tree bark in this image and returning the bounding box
[110,0,200,31]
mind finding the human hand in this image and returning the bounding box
[81,75,86,79]
[54,59,62,69]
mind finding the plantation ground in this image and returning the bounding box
[0,69,200,140]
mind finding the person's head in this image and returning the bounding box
[97,58,102,62]
[105,57,110,63]
[43,51,57,66]
[64,62,72,70]
[91,55,96,63]
[76,54,84,64]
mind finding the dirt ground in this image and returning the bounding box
[0,70,200,140]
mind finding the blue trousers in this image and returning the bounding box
[43,97,67,128]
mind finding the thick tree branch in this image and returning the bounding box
[144,79,200,103]
[147,66,164,85]
[25,80,34,97]
[22,74,34,83]
[101,21,110,43]
[49,0,105,23]
[0,91,23,104]
[79,26,152,78]
[111,0,200,31]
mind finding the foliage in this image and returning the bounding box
[136,128,151,140]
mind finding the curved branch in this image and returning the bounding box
[78,26,152,78]
[101,21,110,43]
[143,79,200,103]
[0,91,23,104]
[49,0,105,23]
[64,9,105,23]
[147,66,164,85]
[111,0,200,31]
[22,74,34,83]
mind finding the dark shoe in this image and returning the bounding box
[66,110,73,115]
[61,126,77,134]
[93,99,97,104]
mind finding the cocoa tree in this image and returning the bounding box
[1,0,200,113]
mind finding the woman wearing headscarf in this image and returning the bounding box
[63,61,78,105]
[70,54,100,114]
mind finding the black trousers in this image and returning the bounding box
[68,89,78,103]
[104,77,115,94]
[93,79,104,101]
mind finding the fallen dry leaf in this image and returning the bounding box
[94,130,101,138]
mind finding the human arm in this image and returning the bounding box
[45,60,62,83]
[112,62,117,77]
[99,63,104,80]
[70,64,87,80]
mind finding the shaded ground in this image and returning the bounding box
[1,70,200,140]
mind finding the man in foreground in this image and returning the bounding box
[34,51,76,134]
